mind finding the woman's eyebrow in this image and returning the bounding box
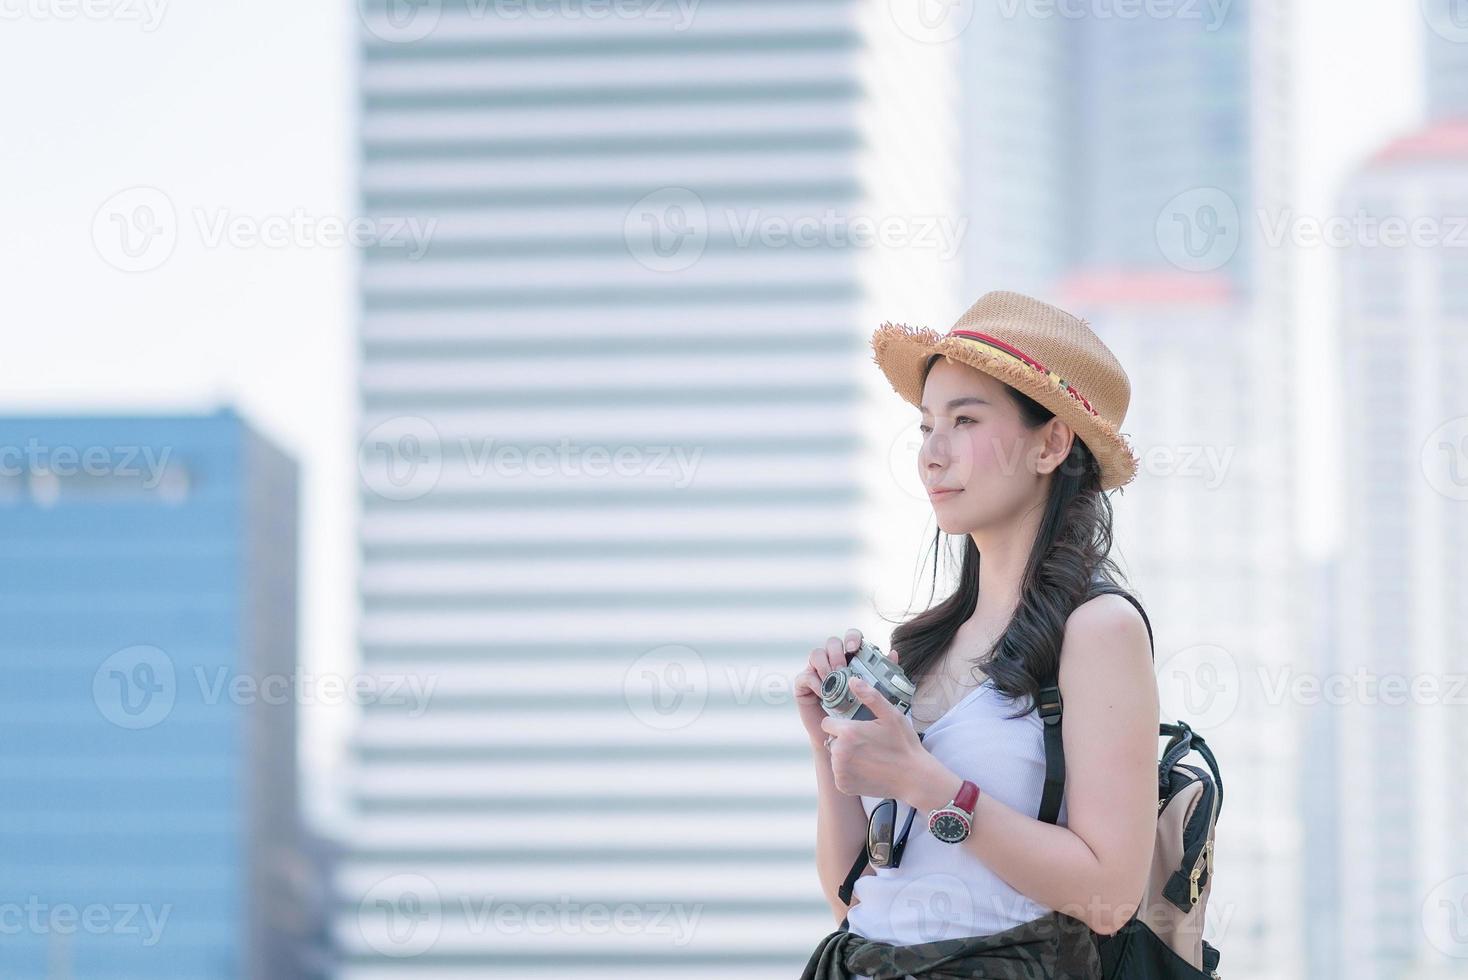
[919,396,990,414]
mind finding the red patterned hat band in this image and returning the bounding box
[945,329,1100,418]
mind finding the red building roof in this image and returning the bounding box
[1368,119,1468,168]
[1055,269,1234,309]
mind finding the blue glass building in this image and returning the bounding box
[0,408,309,979]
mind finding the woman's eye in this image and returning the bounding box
[919,417,974,434]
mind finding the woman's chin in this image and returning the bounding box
[933,514,970,535]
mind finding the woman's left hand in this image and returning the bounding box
[819,677,931,800]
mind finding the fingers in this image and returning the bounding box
[816,642,839,680]
[823,636,849,674]
[794,666,819,699]
[819,715,852,739]
[843,629,863,656]
[849,676,897,720]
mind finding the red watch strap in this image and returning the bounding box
[953,779,980,814]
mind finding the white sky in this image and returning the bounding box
[0,0,1428,828]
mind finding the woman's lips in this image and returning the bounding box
[928,488,962,499]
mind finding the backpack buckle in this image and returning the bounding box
[1037,685,1063,724]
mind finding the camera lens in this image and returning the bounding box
[820,670,847,706]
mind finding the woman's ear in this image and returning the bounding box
[1035,419,1075,477]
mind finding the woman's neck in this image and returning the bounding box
[965,500,1044,622]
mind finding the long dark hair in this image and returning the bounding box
[891,354,1130,718]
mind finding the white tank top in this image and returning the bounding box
[844,676,1067,974]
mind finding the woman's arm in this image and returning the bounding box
[897,593,1159,935]
[796,630,886,923]
[809,734,874,923]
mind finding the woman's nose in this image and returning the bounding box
[920,431,950,467]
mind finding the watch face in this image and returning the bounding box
[930,811,970,843]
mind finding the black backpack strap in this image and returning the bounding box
[1161,722,1224,817]
[837,843,868,906]
[1036,684,1066,825]
[1037,584,1155,825]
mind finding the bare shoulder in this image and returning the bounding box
[1064,592,1150,651]
[1057,592,1155,698]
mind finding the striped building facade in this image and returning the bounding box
[338,2,957,977]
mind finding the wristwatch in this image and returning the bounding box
[927,779,981,843]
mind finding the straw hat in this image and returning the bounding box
[871,290,1141,491]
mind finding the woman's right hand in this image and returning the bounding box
[796,629,899,745]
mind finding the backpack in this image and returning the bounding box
[835,583,1226,979]
[1038,583,1225,979]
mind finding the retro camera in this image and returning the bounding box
[820,641,916,720]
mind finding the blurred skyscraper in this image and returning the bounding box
[956,5,1072,295]
[0,409,311,979]
[341,1,957,976]
[1300,555,1343,980]
[957,3,1302,976]
[1331,91,1468,976]
[1425,6,1468,120]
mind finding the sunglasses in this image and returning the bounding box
[866,730,925,869]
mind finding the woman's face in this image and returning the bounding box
[917,357,1069,533]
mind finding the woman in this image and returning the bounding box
[795,291,1160,979]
